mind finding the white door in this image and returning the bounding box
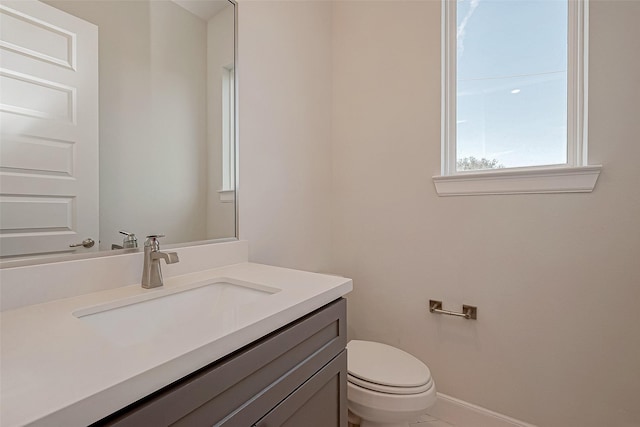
[0,0,98,258]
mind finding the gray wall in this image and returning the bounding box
[239,1,333,273]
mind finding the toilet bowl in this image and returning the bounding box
[347,340,437,427]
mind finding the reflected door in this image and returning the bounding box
[0,0,98,258]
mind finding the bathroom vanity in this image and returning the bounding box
[0,242,352,427]
[94,299,347,426]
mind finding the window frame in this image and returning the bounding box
[435,0,601,196]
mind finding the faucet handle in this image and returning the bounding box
[119,230,138,248]
[144,234,165,250]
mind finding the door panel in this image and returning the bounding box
[0,0,98,258]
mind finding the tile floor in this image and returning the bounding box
[349,412,456,427]
[409,413,455,426]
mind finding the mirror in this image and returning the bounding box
[0,0,237,262]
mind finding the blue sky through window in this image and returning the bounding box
[456,0,568,170]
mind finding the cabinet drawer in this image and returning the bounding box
[94,298,346,427]
[254,350,347,427]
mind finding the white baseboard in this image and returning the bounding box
[426,393,536,427]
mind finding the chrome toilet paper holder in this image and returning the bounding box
[429,300,477,320]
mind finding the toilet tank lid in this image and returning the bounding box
[347,340,432,388]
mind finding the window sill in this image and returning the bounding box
[433,165,602,196]
[218,189,235,203]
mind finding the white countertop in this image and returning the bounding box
[0,262,352,427]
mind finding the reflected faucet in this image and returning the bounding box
[141,235,179,289]
[112,230,138,250]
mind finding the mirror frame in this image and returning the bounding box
[0,0,239,269]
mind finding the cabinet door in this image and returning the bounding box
[254,350,347,427]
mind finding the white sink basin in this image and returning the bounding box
[73,278,280,346]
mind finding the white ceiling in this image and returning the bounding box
[171,0,229,21]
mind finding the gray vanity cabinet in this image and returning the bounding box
[254,351,346,427]
[93,298,347,427]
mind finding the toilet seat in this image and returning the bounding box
[348,373,434,395]
[347,340,432,395]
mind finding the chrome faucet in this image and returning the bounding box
[141,235,179,289]
[112,230,138,250]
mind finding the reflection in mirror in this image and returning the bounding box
[0,0,237,262]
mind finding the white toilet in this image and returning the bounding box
[347,340,437,427]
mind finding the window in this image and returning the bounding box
[219,65,235,202]
[434,0,601,196]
